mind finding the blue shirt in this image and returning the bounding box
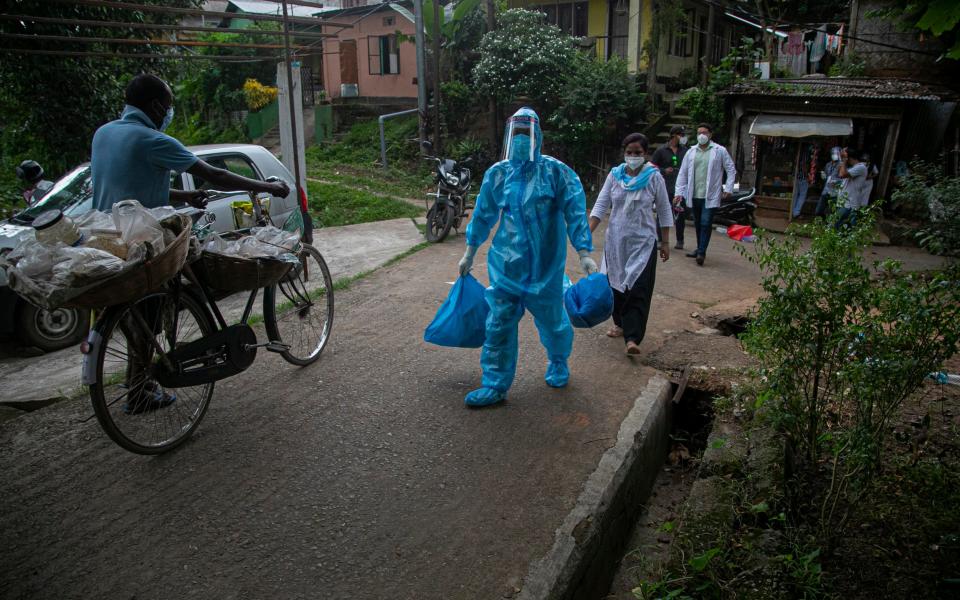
[90,105,198,211]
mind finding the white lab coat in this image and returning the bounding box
[674,142,737,209]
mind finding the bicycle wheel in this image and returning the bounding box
[89,289,215,455]
[263,243,334,366]
[425,202,454,243]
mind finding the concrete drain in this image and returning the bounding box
[716,315,751,337]
[603,384,719,600]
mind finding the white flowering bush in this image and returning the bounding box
[471,9,576,107]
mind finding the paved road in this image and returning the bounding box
[0,223,950,599]
[0,218,424,408]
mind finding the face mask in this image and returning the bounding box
[510,134,532,161]
[624,155,645,169]
[160,106,174,132]
[679,135,688,145]
[831,152,840,161]
[697,133,710,146]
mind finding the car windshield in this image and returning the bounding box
[14,165,93,223]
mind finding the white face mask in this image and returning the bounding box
[624,155,645,169]
[697,133,710,146]
[679,135,688,145]
[160,106,174,132]
[831,152,840,161]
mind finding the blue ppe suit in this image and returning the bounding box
[463,108,593,406]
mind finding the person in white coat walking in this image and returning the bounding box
[673,124,737,266]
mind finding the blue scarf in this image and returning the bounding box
[612,163,655,191]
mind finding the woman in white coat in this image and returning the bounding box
[589,133,674,356]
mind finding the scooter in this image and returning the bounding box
[712,187,757,226]
[421,141,472,243]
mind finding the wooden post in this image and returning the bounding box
[485,0,499,156]
[431,0,442,154]
[278,0,310,241]
[701,2,716,86]
[414,0,428,152]
[789,140,802,222]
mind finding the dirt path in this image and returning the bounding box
[0,223,950,599]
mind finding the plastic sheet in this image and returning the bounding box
[423,274,490,348]
[112,199,165,254]
[564,273,614,328]
[726,224,754,241]
[202,226,300,259]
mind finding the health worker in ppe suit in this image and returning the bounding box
[457,108,597,407]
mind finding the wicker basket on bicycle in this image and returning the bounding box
[6,214,193,310]
[194,245,299,293]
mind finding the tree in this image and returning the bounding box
[471,9,576,111]
[549,54,643,175]
[0,0,200,193]
[871,0,960,59]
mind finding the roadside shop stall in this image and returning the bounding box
[723,78,957,230]
[747,114,853,221]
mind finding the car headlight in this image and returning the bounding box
[445,174,459,186]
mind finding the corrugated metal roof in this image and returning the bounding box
[723,77,948,101]
[228,1,320,18]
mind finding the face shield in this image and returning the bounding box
[502,112,539,162]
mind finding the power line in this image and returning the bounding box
[258,0,333,10]
[0,31,314,50]
[0,13,334,39]
[44,0,353,29]
[0,47,319,62]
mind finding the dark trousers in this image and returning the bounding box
[691,198,715,257]
[612,248,657,345]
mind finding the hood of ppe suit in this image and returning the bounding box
[502,107,543,163]
[466,108,592,299]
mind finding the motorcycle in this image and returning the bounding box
[712,187,757,227]
[422,142,472,243]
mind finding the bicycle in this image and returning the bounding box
[82,186,334,454]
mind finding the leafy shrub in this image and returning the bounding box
[678,38,762,133]
[472,9,576,109]
[741,209,960,536]
[828,53,866,77]
[308,116,420,166]
[243,78,278,111]
[548,54,643,173]
[450,135,495,176]
[439,80,475,135]
[890,159,960,255]
[677,88,725,132]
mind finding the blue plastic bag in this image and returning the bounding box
[424,274,490,348]
[564,272,614,328]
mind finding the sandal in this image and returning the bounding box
[606,326,623,338]
[625,341,641,356]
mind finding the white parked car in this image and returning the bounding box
[0,144,306,351]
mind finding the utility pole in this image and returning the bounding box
[279,0,311,242]
[701,2,716,86]
[413,0,427,151]
[484,0,498,157]
[431,0,442,155]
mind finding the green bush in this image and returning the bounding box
[439,80,476,135]
[741,209,960,536]
[678,38,762,133]
[548,53,643,174]
[828,53,866,77]
[472,9,576,110]
[889,158,960,256]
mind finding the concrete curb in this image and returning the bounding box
[518,375,674,600]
